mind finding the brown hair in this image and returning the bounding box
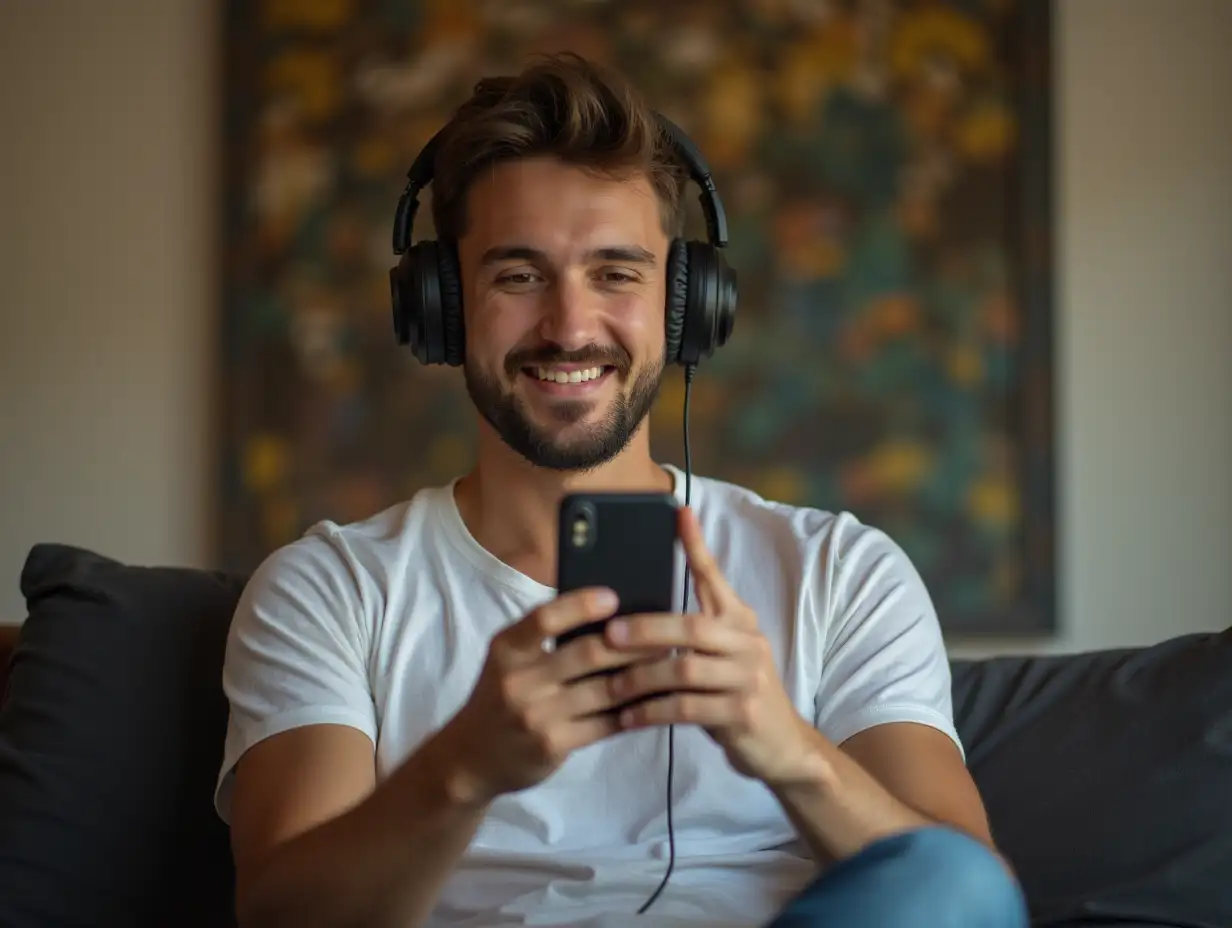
[429,52,687,242]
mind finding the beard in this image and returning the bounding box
[464,344,665,472]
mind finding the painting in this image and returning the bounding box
[217,0,1056,636]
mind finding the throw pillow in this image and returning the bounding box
[951,629,1232,927]
[0,544,247,928]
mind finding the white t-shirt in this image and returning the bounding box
[215,464,961,927]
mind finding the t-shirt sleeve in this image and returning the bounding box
[813,516,964,759]
[213,529,378,823]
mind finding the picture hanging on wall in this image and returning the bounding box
[217,0,1056,636]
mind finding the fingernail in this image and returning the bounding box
[607,619,628,642]
[594,589,619,611]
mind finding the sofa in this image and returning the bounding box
[0,543,1228,928]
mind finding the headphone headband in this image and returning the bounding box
[392,111,728,255]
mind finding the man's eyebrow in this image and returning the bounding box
[479,245,657,266]
[589,245,656,266]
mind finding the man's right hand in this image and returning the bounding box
[436,587,656,805]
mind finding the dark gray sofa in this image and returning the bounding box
[0,543,1228,927]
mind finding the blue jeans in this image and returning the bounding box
[767,827,1030,928]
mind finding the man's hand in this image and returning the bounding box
[438,587,666,805]
[602,507,821,788]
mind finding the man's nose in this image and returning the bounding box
[536,272,602,350]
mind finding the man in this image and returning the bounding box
[215,53,1028,928]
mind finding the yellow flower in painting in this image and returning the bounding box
[754,467,809,505]
[264,50,342,122]
[244,435,290,493]
[701,61,764,170]
[890,6,991,82]
[948,343,984,386]
[954,101,1016,163]
[968,476,1018,529]
[262,0,356,32]
[868,441,934,493]
[776,19,859,124]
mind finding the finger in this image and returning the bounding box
[524,694,624,752]
[609,651,749,705]
[606,611,751,655]
[515,587,620,651]
[557,712,623,752]
[545,631,664,685]
[678,507,734,613]
[548,670,630,720]
[617,691,744,730]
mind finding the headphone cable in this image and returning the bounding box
[637,361,696,914]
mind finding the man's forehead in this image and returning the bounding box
[462,159,666,256]
[467,159,660,222]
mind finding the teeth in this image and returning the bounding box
[534,366,604,384]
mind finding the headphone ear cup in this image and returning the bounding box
[390,242,447,365]
[436,240,465,367]
[664,238,689,365]
[676,240,738,366]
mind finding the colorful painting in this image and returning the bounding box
[218,0,1056,636]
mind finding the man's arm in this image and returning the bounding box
[229,722,487,928]
[774,516,1004,869]
[768,720,999,867]
[216,533,491,928]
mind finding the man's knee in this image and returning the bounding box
[881,826,1028,928]
[772,826,1028,928]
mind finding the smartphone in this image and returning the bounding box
[554,491,679,650]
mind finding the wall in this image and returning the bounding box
[1,0,1230,654]
[0,0,216,613]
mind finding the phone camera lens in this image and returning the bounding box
[569,503,596,549]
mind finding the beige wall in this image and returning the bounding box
[1,1,1230,654]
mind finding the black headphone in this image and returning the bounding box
[389,113,737,368]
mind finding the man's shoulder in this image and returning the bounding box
[687,470,918,587]
[689,470,874,546]
[247,483,452,593]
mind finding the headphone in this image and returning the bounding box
[389,113,737,368]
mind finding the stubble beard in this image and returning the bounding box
[463,354,665,472]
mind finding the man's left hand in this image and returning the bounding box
[603,506,824,788]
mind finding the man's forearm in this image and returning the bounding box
[768,726,935,866]
[239,727,489,928]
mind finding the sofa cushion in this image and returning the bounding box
[1,541,1228,928]
[951,629,1232,928]
[0,544,246,928]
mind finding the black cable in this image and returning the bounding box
[637,362,696,915]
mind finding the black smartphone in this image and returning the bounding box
[554,491,679,650]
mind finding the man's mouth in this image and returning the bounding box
[528,365,611,384]
[521,364,617,394]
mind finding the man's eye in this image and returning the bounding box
[497,273,539,285]
[601,270,638,284]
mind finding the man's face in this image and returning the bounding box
[457,157,670,471]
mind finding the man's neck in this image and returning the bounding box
[452,427,673,588]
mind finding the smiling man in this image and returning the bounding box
[214,52,1029,928]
